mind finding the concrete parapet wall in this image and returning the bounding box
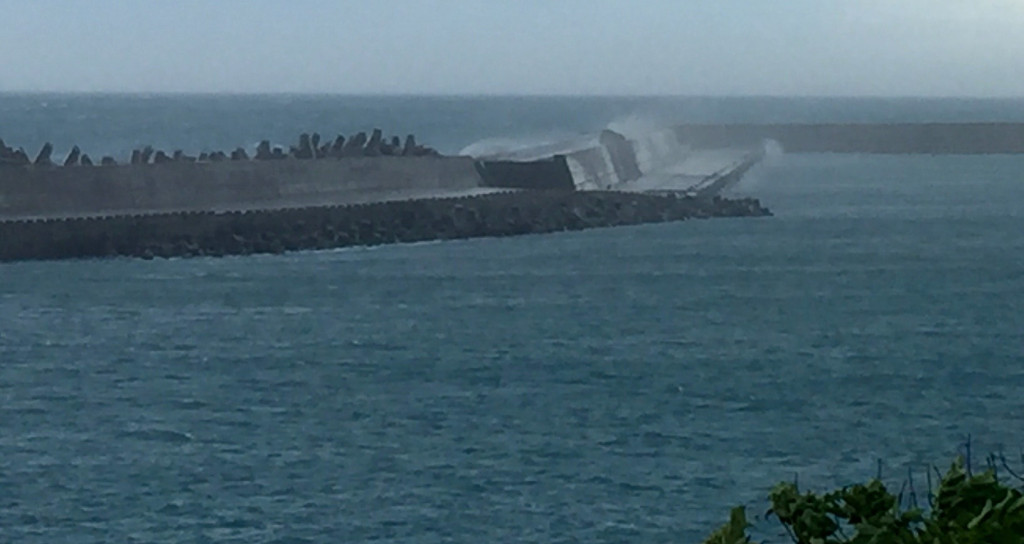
[673,123,1024,154]
[559,129,692,190]
[563,145,621,190]
[474,156,575,190]
[598,130,643,184]
[0,156,481,220]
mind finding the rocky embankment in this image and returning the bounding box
[0,129,438,168]
[0,191,770,262]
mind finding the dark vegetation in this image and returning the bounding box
[704,443,1024,543]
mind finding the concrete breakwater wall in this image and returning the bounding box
[0,156,482,219]
[2,125,707,220]
[0,129,474,220]
[673,123,1024,154]
[3,126,687,219]
[0,124,770,262]
[0,192,770,262]
[474,156,576,191]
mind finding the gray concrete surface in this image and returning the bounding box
[1,125,772,222]
[0,156,482,220]
[613,148,763,195]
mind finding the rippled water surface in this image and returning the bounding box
[2,96,1024,543]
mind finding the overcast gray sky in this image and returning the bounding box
[1,0,1022,96]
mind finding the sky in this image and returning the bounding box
[1,0,1023,96]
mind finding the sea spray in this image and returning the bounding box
[730,139,784,192]
[459,131,583,157]
[606,114,665,140]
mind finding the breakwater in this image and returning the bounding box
[0,191,769,262]
[0,154,485,220]
[0,126,711,219]
[0,130,472,220]
[673,123,1024,154]
[0,124,772,261]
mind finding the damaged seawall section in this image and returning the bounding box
[474,128,681,191]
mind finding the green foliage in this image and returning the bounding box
[705,457,1024,543]
[703,507,754,544]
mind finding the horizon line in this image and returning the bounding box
[2,90,1024,101]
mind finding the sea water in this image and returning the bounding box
[1,95,1023,543]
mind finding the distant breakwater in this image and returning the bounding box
[0,191,770,262]
[673,123,1024,154]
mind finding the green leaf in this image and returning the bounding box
[701,506,752,544]
[967,499,994,529]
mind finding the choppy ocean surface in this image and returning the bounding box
[2,95,1024,543]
